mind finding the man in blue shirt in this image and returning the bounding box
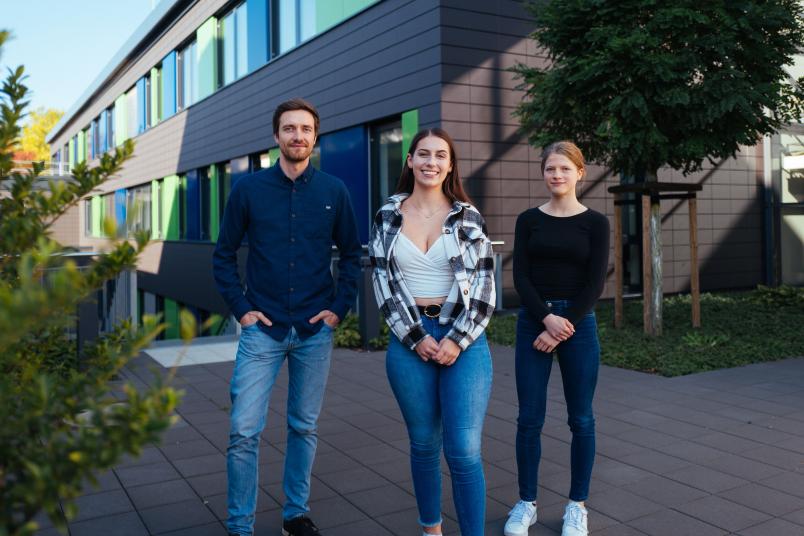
[213,98,361,536]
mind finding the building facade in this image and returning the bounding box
[46,0,800,338]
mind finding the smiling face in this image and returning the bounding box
[543,152,584,198]
[407,135,453,192]
[274,109,317,163]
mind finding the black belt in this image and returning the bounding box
[417,303,464,319]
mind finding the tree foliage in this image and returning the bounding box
[16,107,63,162]
[0,30,180,535]
[513,0,804,177]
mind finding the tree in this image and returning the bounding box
[513,0,804,335]
[0,30,182,535]
[17,107,63,162]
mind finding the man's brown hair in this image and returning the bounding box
[272,98,320,136]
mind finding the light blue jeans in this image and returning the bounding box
[226,323,333,536]
[386,316,492,536]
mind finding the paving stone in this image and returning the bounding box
[114,461,181,488]
[592,458,657,486]
[69,511,148,536]
[173,453,227,477]
[203,490,278,521]
[596,525,648,535]
[783,507,804,526]
[759,471,804,498]
[116,446,168,468]
[127,479,198,510]
[740,444,804,471]
[676,495,771,532]
[187,471,227,497]
[627,508,727,536]
[737,517,804,536]
[79,470,121,495]
[718,482,804,516]
[139,497,217,534]
[618,449,691,474]
[159,438,220,461]
[663,464,747,493]
[702,452,784,481]
[72,489,134,522]
[585,487,664,522]
[316,466,392,495]
[323,518,395,535]
[621,475,709,506]
[344,483,416,517]
[307,494,370,529]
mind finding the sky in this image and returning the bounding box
[2,1,155,120]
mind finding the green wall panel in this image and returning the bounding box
[114,94,128,146]
[150,67,161,126]
[162,175,180,240]
[197,17,218,101]
[150,180,160,240]
[91,196,102,237]
[268,147,280,165]
[68,138,75,167]
[344,0,376,17]
[164,298,179,339]
[209,165,220,242]
[401,108,419,159]
[77,130,86,163]
[315,0,343,33]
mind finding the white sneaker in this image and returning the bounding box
[503,500,537,536]
[561,502,588,536]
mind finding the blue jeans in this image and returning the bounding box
[386,316,492,536]
[226,323,334,535]
[515,301,600,502]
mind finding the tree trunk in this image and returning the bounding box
[645,169,662,336]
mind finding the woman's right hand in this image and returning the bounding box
[414,335,439,362]
[543,313,574,340]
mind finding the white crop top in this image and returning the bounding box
[394,233,455,298]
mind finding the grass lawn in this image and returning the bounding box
[484,285,804,377]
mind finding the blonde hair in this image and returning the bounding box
[540,141,585,176]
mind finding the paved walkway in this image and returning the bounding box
[35,340,804,535]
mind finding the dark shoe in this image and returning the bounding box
[282,515,321,536]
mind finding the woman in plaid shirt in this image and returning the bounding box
[369,128,495,536]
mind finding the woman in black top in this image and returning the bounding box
[504,141,609,536]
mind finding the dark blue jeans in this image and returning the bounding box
[515,300,600,502]
[386,316,492,536]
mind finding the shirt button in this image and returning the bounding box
[444,229,451,234]
[290,287,294,292]
[290,237,295,242]
[292,213,296,218]
[289,262,294,267]
[463,289,469,295]
[450,257,456,262]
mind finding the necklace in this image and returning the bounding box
[409,201,448,219]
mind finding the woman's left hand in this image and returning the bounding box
[432,338,461,366]
[533,331,560,353]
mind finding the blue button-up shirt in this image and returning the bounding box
[213,161,362,341]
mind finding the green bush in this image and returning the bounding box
[333,313,362,348]
[0,31,179,535]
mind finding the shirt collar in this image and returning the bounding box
[273,159,315,184]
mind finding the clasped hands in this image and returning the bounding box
[415,335,460,366]
[533,313,575,353]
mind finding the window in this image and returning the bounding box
[178,40,198,109]
[126,86,138,140]
[370,119,403,217]
[217,162,231,225]
[84,199,92,237]
[106,106,115,150]
[153,179,164,238]
[126,184,152,236]
[92,118,100,159]
[199,167,211,241]
[219,2,248,87]
[145,75,152,128]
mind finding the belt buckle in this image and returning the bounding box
[423,304,441,318]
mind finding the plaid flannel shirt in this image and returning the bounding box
[368,193,496,351]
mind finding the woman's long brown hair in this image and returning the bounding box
[394,128,471,204]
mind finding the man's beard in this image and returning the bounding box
[280,143,313,163]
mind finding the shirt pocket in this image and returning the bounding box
[301,202,336,241]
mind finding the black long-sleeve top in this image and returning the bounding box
[513,207,610,326]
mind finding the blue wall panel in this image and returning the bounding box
[114,189,127,235]
[185,170,201,240]
[319,125,369,243]
[136,77,147,134]
[162,52,177,119]
[246,0,269,71]
[99,110,108,153]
